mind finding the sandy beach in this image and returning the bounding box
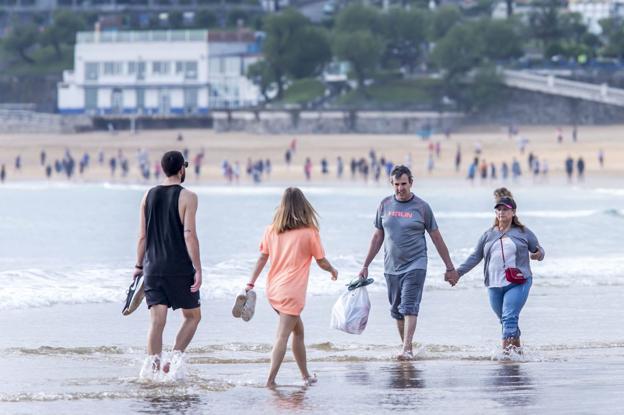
[1,129,623,413]
[0,125,623,183]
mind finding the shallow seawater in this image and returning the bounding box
[1,182,624,413]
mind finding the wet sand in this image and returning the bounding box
[2,289,624,414]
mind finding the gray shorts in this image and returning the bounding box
[384,269,426,320]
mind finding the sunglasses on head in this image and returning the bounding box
[183,161,189,168]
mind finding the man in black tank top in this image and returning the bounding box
[132,150,202,375]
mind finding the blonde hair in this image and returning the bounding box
[272,187,319,234]
[492,187,525,230]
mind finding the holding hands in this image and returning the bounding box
[530,246,545,261]
[445,269,460,287]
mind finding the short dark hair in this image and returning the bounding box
[390,165,413,183]
[161,151,185,177]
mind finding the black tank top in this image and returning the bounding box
[143,185,194,277]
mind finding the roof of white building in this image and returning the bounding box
[76,29,258,44]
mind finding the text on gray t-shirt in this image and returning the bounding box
[375,194,438,274]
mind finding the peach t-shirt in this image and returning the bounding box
[259,226,325,316]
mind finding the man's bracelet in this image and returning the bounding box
[445,268,455,272]
[135,264,143,269]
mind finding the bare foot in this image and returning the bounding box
[397,351,414,361]
[303,374,317,386]
[162,362,170,374]
[266,380,277,388]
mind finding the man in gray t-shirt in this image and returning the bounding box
[359,165,459,360]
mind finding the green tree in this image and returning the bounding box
[3,23,39,64]
[429,5,462,41]
[260,9,331,99]
[431,23,483,78]
[465,64,504,111]
[41,11,87,58]
[332,30,385,91]
[381,8,428,73]
[247,60,276,102]
[334,4,383,33]
[600,18,624,59]
[480,18,524,61]
[287,27,331,79]
[529,0,564,56]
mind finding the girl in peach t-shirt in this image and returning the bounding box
[246,187,338,387]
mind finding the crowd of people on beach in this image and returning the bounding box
[0,126,608,185]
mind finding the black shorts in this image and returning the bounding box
[144,274,200,310]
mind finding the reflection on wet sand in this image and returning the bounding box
[343,364,372,386]
[270,385,310,412]
[377,363,427,410]
[486,363,535,408]
[135,392,202,415]
[388,362,426,389]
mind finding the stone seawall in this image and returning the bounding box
[473,87,624,125]
[212,110,465,134]
[1,110,92,133]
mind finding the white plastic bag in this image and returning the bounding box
[330,286,371,335]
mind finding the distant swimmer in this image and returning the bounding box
[358,165,458,361]
[454,188,544,354]
[245,187,338,387]
[133,150,202,378]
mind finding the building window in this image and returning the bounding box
[103,62,122,76]
[136,89,145,110]
[176,61,198,79]
[85,62,99,81]
[85,88,98,109]
[185,61,198,79]
[128,62,137,75]
[152,61,170,75]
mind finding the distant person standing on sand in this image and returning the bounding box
[565,156,574,183]
[337,156,344,179]
[133,151,202,377]
[598,149,604,168]
[454,188,545,353]
[467,158,477,184]
[511,158,521,182]
[501,161,509,181]
[245,187,338,387]
[577,157,585,181]
[304,158,312,181]
[1,164,5,183]
[358,165,458,360]
[285,149,292,168]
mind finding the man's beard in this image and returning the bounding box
[180,171,186,183]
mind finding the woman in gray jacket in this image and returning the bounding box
[454,188,545,352]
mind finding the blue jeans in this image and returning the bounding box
[487,278,532,339]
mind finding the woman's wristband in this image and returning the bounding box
[445,268,455,272]
[135,264,143,270]
[246,282,255,288]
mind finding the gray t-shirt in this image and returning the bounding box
[375,194,438,274]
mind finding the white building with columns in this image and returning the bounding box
[58,29,261,115]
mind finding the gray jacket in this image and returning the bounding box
[457,226,545,287]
